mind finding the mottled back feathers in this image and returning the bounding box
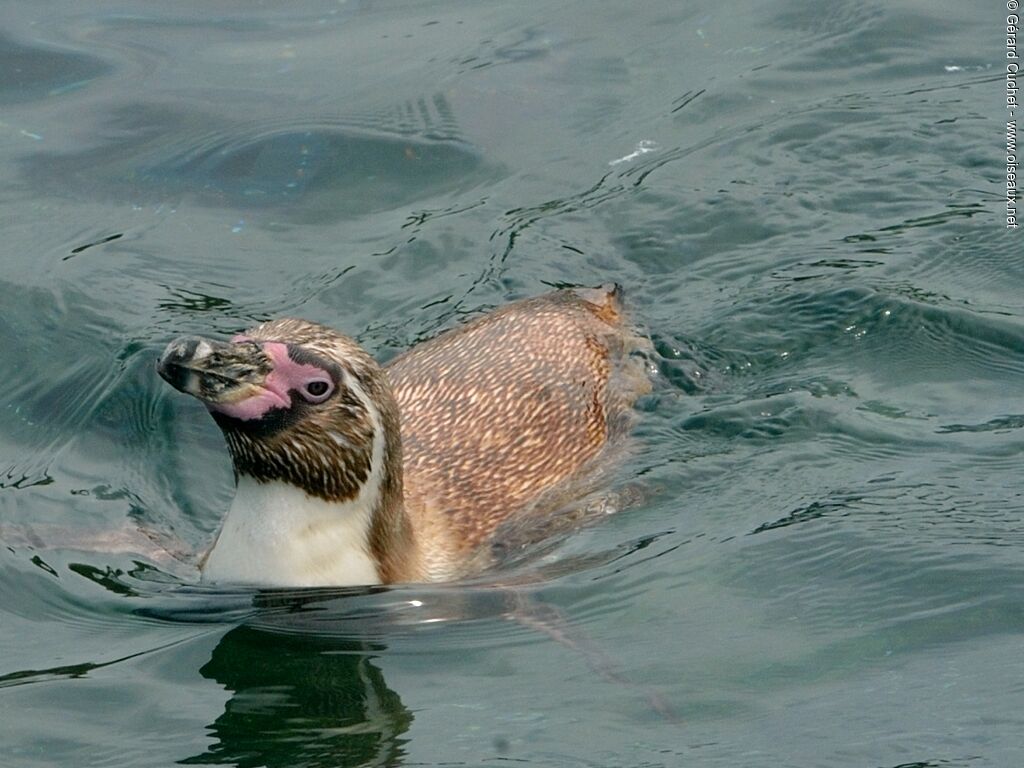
[386,286,650,569]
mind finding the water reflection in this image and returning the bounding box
[182,626,412,767]
[158,574,676,765]
[139,585,521,766]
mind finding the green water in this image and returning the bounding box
[1,1,1021,766]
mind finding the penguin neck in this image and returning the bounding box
[201,443,419,588]
[200,476,381,586]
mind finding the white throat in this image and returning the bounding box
[200,477,382,587]
[201,365,391,588]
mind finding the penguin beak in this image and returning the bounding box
[157,336,274,407]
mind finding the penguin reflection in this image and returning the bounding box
[181,626,411,767]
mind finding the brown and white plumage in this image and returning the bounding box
[157,286,650,587]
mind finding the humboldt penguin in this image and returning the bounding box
[157,286,650,586]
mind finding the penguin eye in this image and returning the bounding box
[301,379,333,403]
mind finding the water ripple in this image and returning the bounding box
[21,105,502,223]
[0,32,111,105]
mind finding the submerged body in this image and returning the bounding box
[158,286,650,587]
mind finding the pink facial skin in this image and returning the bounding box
[209,340,331,421]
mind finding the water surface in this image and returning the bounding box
[1,1,1021,766]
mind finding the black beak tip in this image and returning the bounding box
[156,336,201,389]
